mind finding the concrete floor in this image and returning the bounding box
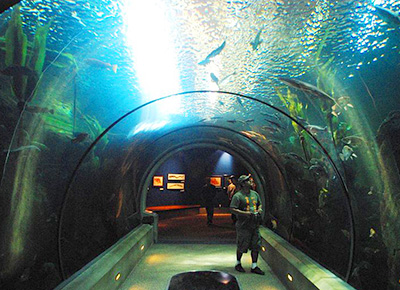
[118,243,286,290]
[118,210,286,289]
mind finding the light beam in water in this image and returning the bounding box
[121,0,182,117]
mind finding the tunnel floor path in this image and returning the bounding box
[118,243,287,290]
[118,209,287,289]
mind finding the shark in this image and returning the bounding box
[199,40,226,65]
[250,28,263,50]
[278,77,336,105]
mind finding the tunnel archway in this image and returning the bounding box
[56,90,355,281]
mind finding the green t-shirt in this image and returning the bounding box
[230,190,261,229]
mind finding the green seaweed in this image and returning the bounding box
[5,6,28,100]
[5,6,27,67]
[276,87,306,135]
[28,20,53,74]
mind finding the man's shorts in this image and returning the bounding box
[236,227,261,253]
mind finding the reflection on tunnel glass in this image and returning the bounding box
[0,1,399,290]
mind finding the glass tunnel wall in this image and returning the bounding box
[0,1,399,290]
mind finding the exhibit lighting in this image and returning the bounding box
[287,273,293,282]
[141,245,145,251]
[115,273,121,281]
[214,151,233,173]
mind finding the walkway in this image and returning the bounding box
[119,209,286,289]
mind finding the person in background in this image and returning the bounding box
[249,175,256,191]
[202,176,217,226]
[230,175,265,275]
[227,175,239,224]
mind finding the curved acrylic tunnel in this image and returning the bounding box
[1,1,400,290]
[56,92,353,280]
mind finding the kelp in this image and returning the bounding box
[3,6,56,103]
[5,5,27,101]
[276,86,312,162]
[28,20,53,74]
[41,100,108,148]
[276,87,307,135]
[5,6,26,67]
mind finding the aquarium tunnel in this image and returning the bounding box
[1,1,400,290]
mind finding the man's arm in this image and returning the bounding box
[230,208,251,217]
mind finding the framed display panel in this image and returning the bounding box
[210,176,222,188]
[153,176,164,187]
[168,173,185,181]
[167,182,185,190]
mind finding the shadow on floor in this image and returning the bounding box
[158,209,236,244]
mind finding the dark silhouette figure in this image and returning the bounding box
[202,177,217,226]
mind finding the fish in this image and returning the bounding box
[267,140,282,146]
[296,116,309,126]
[85,58,118,73]
[339,145,357,161]
[299,134,310,163]
[210,73,219,85]
[27,106,54,114]
[0,65,36,77]
[3,145,41,153]
[0,0,20,14]
[261,126,281,133]
[71,11,86,27]
[332,96,354,117]
[198,40,226,65]
[236,97,244,107]
[18,102,54,114]
[305,125,328,134]
[71,132,89,144]
[250,28,263,50]
[369,228,376,238]
[219,71,236,84]
[341,135,366,146]
[373,5,400,26]
[271,219,278,229]
[265,119,283,129]
[245,118,254,123]
[278,77,336,105]
[337,96,354,109]
[309,164,328,178]
[240,131,266,140]
[260,112,276,118]
[226,119,237,123]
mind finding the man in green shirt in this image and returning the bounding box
[230,175,265,275]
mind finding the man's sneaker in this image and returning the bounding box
[251,266,265,275]
[235,264,245,273]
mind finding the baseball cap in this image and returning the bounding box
[238,175,250,184]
